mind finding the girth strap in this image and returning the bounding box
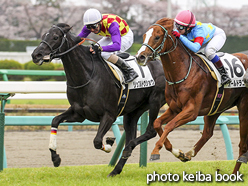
[195,54,225,116]
[207,85,224,116]
[117,84,129,117]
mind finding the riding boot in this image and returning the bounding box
[115,57,139,83]
[214,60,231,85]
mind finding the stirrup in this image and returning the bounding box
[127,71,138,83]
[221,76,231,85]
[124,73,138,83]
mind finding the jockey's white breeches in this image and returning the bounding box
[98,29,134,60]
[200,26,226,60]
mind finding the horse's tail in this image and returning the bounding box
[243,68,248,88]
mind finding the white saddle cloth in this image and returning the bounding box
[198,53,246,88]
[107,55,155,90]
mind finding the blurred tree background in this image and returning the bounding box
[0,0,248,53]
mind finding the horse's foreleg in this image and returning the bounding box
[94,114,116,153]
[49,107,84,167]
[150,108,178,160]
[48,116,64,167]
[151,103,198,161]
[154,115,174,151]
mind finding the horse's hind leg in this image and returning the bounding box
[108,111,142,177]
[93,113,116,153]
[233,99,248,174]
[182,114,219,162]
[49,107,85,167]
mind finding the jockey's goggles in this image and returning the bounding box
[86,23,99,30]
[175,23,186,30]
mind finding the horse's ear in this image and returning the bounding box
[64,25,73,33]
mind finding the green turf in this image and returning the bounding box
[0,161,247,186]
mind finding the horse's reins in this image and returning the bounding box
[53,38,100,58]
[178,39,207,74]
[41,25,120,89]
[41,25,100,59]
[41,25,100,89]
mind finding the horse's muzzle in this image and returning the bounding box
[135,54,151,66]
[31,51,51,66]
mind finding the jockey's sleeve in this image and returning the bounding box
[78,26,91,38]
[179,35,203,53]
[101,22,121,52]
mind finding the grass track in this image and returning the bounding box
[0,160,247,186]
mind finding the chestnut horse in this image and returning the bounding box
[136,18,248,174]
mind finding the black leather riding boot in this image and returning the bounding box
[115,57,138,83]
[214,60,231,85]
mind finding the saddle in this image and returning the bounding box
[117,52,130,59]
[196,52,246,115]
[94,47,155,116]
[196,52,245,88]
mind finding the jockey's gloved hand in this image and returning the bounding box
[91,44,103,55]
[172,31,180,38]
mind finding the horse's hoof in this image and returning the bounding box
[106,137,116,146]
[150,154,160,161]
[237,156,248,164]
[53,155,61,167]
[122,150,131,159]
[177,150,191,162]
[50,149,61,167]
[107,172,116,177]
[107,171,119,177]
[181,157,191,163]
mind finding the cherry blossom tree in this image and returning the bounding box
[0,0,247,40]
[193,5,248,36]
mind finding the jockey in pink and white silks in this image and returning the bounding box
[172,10,231,85]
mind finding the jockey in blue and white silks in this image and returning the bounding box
[178,21,216,53]
[172,10,231,85]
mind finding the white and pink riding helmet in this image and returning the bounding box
[174,10,196,28]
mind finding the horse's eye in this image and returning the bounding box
[54,35,59,40]
[155,36,160,40]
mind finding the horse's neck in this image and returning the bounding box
[161,44,192,81]
[61,45,94,87]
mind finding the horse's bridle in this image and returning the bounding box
[40,25,99,89]
[142,24,177,59]
[40,25,98,59]
[41,25,69,59]
[142,23,194,85]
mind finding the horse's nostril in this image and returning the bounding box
[36,53,42,58]
[32,53,42,60]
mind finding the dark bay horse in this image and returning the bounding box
[136,18,248,174]
[31,23,166,177]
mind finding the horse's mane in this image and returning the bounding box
[156,18,174,31]
[56,23,71,29]
[54,23,90,53]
